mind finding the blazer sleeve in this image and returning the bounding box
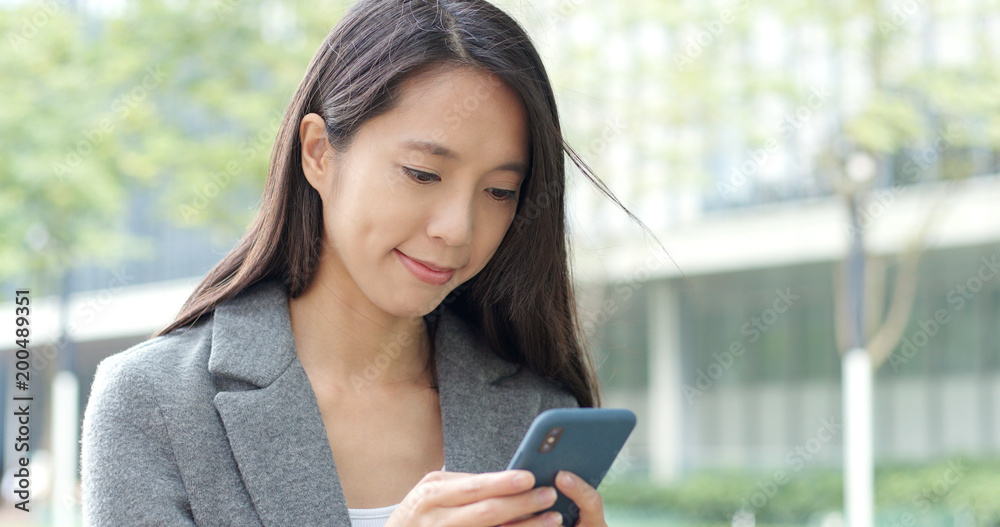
[80,351,196,526]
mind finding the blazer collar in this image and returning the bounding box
[208,278,521,387]
[207,279,539,526]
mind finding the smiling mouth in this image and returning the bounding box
[394,249,458,285]
[402,253,457,272]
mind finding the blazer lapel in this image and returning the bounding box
[208,279,541,526]
[433,302,541,475]
[210,280,350,526]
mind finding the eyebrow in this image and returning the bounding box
[401,139,527,179]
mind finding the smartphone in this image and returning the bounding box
[505,407,636,526]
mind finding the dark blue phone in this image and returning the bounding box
[505,408,637,526]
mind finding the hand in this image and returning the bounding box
[502,470,608,527]
[553,470,607,527]
[384,469,565,527]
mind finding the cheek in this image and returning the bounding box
[325,173,418,251]
[322,193,377,266]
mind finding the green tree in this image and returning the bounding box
[0,0,353,299]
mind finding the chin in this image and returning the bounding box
[378,291,446,319]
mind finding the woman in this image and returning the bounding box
[82,0,652,525]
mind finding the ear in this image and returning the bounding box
[299,112,334,194]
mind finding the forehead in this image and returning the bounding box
[393,65,522,124]
[365,64,530,171]
[401,62,505,99]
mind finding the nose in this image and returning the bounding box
[427,190,474,247]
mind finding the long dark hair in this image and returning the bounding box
[154,0,667,409]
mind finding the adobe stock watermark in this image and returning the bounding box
[716,85,830,198]
[512,114,625,235]
[673,0,751,71]
[52,64,169,181]
[179,109,284,223]
[912,459,966,512]
[582,115,626,158]
[213,0,241,18]
[877,0,926,37]
[511,176,561,234]
[842,187,905,240]
[578,245,676,340]
[345,281,472,395]
[737,416,841,514]
[31,269,135,374]
[6,0,61,52]
[887,459,966,527]
[889,253,999,371]
[345,320,428,396]
[595,444,635,489]
[386,73,507,193]
[683,288,799,402]
[898,125,961,180]
[541,0,587,30]
[841,125,960,240]
[563,444,637,520]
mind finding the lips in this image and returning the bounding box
[403,253,456,272]
[394,249,458,286]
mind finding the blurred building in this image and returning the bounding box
[3,0,1000,496]
[555,0,1000,484]
[578,175,1000,484]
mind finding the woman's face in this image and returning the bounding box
[299,65,530,318]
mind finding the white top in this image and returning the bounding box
[347,465,445,527]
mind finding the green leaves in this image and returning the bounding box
[0,0,348,293]
[846,94,926,153]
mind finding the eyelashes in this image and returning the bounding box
[402,166,437,183]
[488,188,519,202]
[400,166,518,203]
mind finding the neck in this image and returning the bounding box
[289,253,433,398]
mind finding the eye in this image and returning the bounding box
[487,188,518,202]
[401,166,439,183]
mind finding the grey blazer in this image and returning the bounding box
[80,278,580,526]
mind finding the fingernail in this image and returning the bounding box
[558,470,575,488]
[545,511,563,526]
[537,486,557,503]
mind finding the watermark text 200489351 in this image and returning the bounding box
[12,289,33,512]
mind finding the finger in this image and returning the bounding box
[502,511,537,525]
[555,470,605,524]
[408,469,537,508]
[501,509,564,527]
[441,484,559,526]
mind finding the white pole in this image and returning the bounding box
[842,159,876,527]
[50,370,80,526]
[843,347,873,527]
[648,280,683,484]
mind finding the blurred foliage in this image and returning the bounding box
[601,467,841,524]
[535,0,1000,204]
[599,457,1000,526]
[0,0,349,294]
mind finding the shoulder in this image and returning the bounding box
[88,315,214,406]
[81,320,209,525]
[83,316,216,474]
[496,364,581,411]
[434,303,581,410]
